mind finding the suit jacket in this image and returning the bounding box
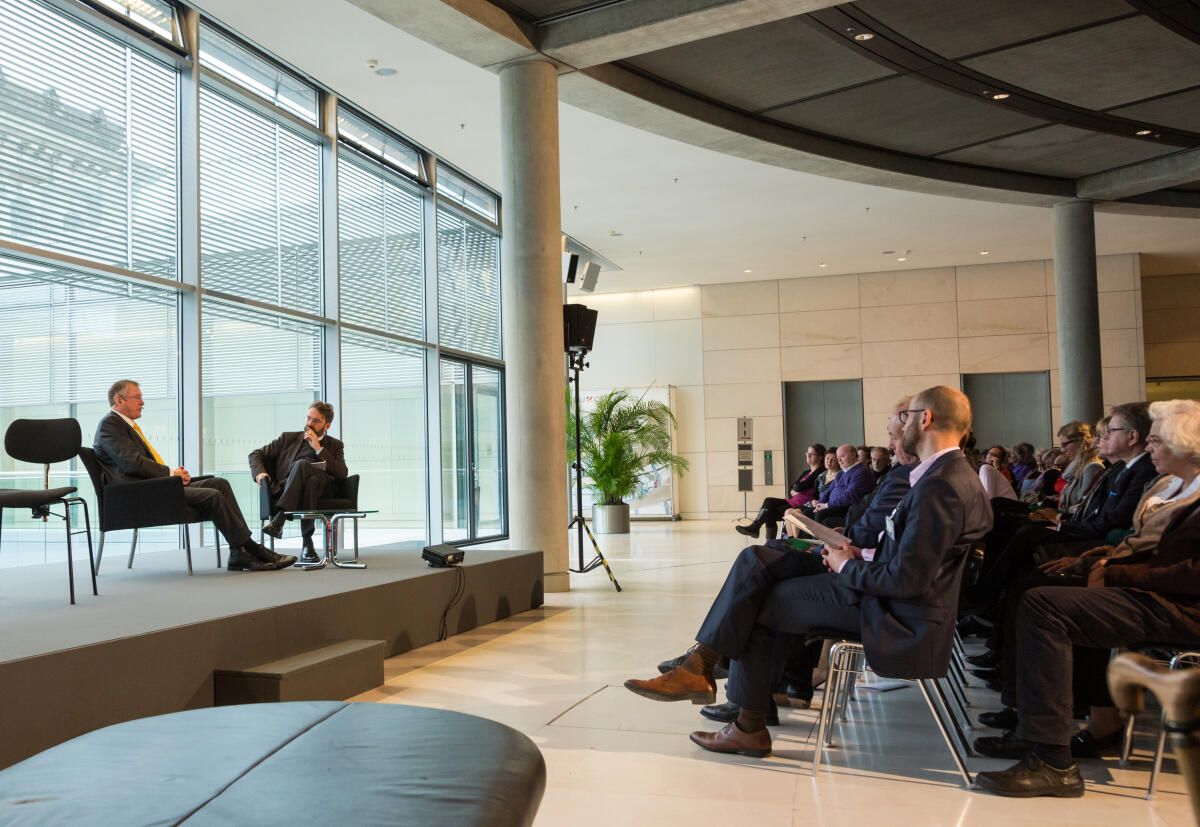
[1104,498,1200,629]
[845,463,916,548]
[248,431,348,494]
[93,411,170,485]
[837,449,993,679]
[1073,454,1158,538]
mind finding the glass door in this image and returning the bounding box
[440,358,506,542]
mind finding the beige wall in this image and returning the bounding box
[581,255,1144,519]
[1142,253,1200,378]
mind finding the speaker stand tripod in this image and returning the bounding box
[567,349,621,592]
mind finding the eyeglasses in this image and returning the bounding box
[1108,427,1131,434]
[1058,438,1079,449]
[897,409,927,424]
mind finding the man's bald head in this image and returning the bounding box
[911,385,973,441]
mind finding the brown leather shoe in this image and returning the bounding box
[624,668,716,704]
[689,722,772,757]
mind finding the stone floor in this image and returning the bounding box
[350,519,1192,826]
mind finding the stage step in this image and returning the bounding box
[214,639,386,705]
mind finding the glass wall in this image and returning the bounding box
[0,0,506,567]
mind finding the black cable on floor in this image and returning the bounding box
[437,565,467,642]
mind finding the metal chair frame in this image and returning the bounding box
[1120,648,1200,799]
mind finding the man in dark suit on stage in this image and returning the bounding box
[250,401,347,564]
[93,380,296,572]
[624,385,993,757]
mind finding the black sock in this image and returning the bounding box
[1032,741,1073,769]
[736,708,766,733]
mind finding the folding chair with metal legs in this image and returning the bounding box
[918,678,974,786]
[1145,651,1200,799]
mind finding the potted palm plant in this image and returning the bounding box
[567,389,689,534]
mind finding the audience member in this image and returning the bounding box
[1009,443,1037,486]
[807,443,876,527]
[870,445,892,479]
[1056,421,1104,517]
[93,380,295,572]
[974,399,1200,798]
[1020,447,1062,504]
[856,445,870,465]
[815,449,839,500]
[980,460,1018,501]
[986,445,1014,482]
[736,443,826,539]
[623,386,992,758]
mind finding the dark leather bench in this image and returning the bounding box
[0,702,546,826]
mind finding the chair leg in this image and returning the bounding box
[813,646,841,776]
[215,527,222,569]
[184,528,193,575]
[96,533,106,573]
[918,679,973,787]
[1121,712,1138,766]
[77,500,97,596]
[1148,710,1168,799]
[934,677,975,757]
[64,502,76,606]
[127,528,139,568]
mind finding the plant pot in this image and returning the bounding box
[592,503,630,534]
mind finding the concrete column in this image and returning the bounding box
[1053,199,1104,424]
[499,59,570,592]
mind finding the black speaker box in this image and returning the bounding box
[563,304,598,353]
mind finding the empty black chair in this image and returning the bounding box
[0,418,96,604]
[77,447,222,575]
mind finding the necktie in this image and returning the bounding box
[131,421,166,466]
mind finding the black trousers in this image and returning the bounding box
[185,476,251,549]
[998,574,1111,713]
[270,460,333,537]
[1015,586,1200,745]
[754,497,793,539]
[972,520,1098,609]
[695,543,860,713]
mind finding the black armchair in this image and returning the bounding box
[0,418,96,604]
[77,448,224,575]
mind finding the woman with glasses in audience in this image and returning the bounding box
[735,443,826,539]
[1020,447,1062,505]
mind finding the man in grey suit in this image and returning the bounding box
[93,380,296,572]
[624,385,993,757]
[249,401,348,564]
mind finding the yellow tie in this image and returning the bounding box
[131,422,166,466]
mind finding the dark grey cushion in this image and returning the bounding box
[0,702,546,827]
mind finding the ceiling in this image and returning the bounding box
[189,0,1200,293]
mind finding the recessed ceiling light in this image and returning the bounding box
[1136,129,1152,136]
[991,92,1010,100]
[743,269,752,273]
[608,230,623,237]
[897,256,907,261]
[979,250,990,255]
[854,32,874,41]
[818,262,828,268]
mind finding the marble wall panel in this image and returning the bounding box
[1100,328,1140,369]
[959,334,1051,373]
[676,452,707,515]
[861,338,960,378]
[672,385,706,455]
[955,259,1047,302]
[701,347,780,385]
[702,314,780,351]
[652,319,703,387]
[859,267,956,307]
[957,296,1048,338]
[779,344,863,381]
[778,273,859,312]
[703,381,783,419]
[701,280,779,317]
[860,302,958,342]
[779,308,861,347]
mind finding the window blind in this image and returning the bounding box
[340,330,424,390]
[337,153,424,339]
[199,85,322,315]
[0,0,178,278]
[200,299,321,397]
[0,253,178,407]
[437,207,501,359]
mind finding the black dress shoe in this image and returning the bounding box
[957,615,992,638]
[699,700,780,726]
[974,755,1084,798]
[227,548,273,572]
[971,667,1000,682]
[299,539,321,564]
[1070,729,1124,759]
[734,523,760,538]
[974,729,1035,759]
[244,540,297,570]
[657,653,729,681]
[262,512,287,539]
[979,708,1019,729]
[967,650,1001,668]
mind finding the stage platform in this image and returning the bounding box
[0,544,543,769]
